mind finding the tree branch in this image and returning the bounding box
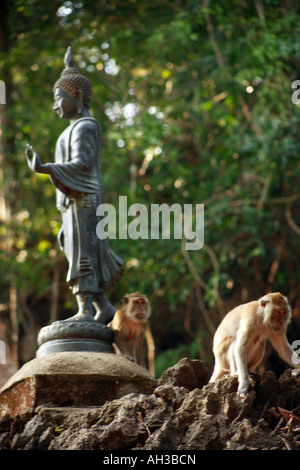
[285,203,300,236]
[203,0,224,68]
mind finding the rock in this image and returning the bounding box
[278,368,300,409]
[154,384,188,410]
[0,358,299,450]
[157,357,210,390]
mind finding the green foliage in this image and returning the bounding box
[1,0,300,368]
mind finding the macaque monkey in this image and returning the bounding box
[210,292,300,397]
[109,292,155,374]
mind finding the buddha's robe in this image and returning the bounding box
[48,116,123,293]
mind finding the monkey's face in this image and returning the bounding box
[261,293,291,331]
[124,293,151,324]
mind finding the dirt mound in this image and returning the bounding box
[0,357,299,450]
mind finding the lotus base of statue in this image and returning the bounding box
[36,319,114,357]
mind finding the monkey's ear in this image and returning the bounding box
[261,299,270,308]
[123,295,129,304]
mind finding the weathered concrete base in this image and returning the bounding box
[0,352,156,419]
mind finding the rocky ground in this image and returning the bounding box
[0,357,300,450]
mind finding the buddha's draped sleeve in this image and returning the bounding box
[49,118,102,198]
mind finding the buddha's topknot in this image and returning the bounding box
[53,47,92,108]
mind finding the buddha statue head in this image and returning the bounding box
[53,47,92,119]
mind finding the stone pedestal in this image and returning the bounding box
[36,320,114,357]
[0,352,156,419]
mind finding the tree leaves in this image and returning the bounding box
[1,0,300,368]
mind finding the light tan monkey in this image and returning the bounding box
[109,292,154,374]
[210,292,300,396]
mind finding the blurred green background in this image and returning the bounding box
[1,0,300,378]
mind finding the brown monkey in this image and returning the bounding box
[109,292,154,373]
[210,292,300,396]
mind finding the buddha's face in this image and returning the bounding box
[53,88,78,120]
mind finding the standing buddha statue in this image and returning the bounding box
[26,47,123,325]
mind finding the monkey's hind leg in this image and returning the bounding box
[228,343,238,374]
[209,362,227,382]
